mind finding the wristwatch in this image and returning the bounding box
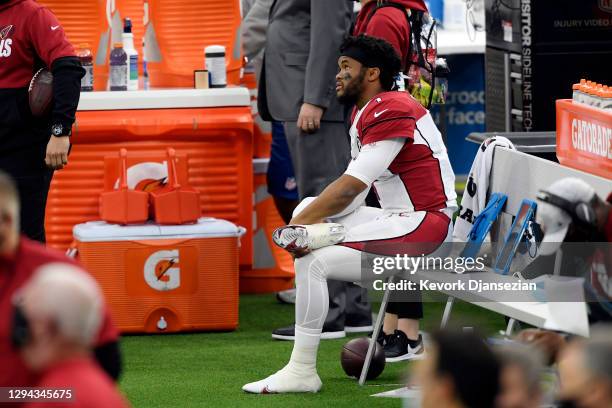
[50,123,71,137]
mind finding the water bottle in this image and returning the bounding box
[77,43,94,92]
[109,43,128,91]
[122,18,139,91]
[205,45,227,88]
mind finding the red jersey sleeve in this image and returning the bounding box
[360,97,418,145]
[27,8,75,68]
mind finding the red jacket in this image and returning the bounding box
[23,358,130,408]
[0,238,119,388]
[353,0,428,69]
[0,0,75,89]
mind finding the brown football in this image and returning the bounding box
[340,337,386,380]
[28,68,54,117]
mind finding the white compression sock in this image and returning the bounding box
[286,325,321,375]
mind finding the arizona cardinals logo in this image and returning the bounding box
[0,25,13,40]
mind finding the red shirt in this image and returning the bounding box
[0,0,75,89]
[0,238,119,387]
[23,357,129,408]
[350,91,456,213]
[353,0,428,69]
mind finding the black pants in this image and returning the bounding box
[0,148,53,243]
[386,295,424,319]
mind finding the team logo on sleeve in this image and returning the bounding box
[0,25,14,58]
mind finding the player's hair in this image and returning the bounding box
[340,35,402,91]
[431,330,501,408]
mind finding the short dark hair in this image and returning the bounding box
[431,330,501,408]
[339,34,402,91]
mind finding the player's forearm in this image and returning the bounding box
[291,176,366,225]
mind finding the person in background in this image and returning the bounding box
[0,171,121,388]
[260,0,373,340]
[353,0,428,71]
[352,0,431,362]
[415,330,501,408]
[513,178,610,368]
[0,0,84,242]
[557,326,612,408]
[536,177,611,324]
[15,264,130,408]
[495,345,544,408]
[241,0,299,225]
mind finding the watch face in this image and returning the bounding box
[52,124,63,136]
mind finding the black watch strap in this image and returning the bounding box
[50,123,71,137]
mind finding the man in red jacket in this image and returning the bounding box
[353,0,428,69]
[353,0,431,363]
[0,171,121,388]
[0,0,84,243]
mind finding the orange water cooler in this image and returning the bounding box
[73,218,244,333]
[556,99,612,179]
[46,88,254,268]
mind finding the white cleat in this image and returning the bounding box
[242,367,322,394]
[272,223,345,254]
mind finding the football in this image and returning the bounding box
[340,337,386,380]
[28,68,54,117]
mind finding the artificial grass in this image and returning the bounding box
[119,294,505,407]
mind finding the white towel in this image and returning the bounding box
[453,136,516,241]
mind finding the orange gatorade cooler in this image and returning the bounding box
[74,218,245,333]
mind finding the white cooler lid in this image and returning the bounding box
[73,217,244,242]
[77,88,250,111]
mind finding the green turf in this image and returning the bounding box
[119,294,505,407]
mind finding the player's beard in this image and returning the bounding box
[337,68,366,106]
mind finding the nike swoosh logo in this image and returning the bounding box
[374,109,388,118]
[407,343,423,354]
[51,25,60,31]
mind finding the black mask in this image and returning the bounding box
[11,304,31,350]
